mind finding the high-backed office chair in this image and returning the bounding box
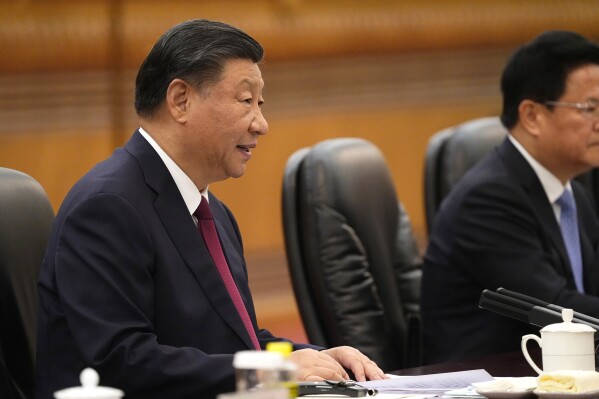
[282,138,422,371]
[424,117,507,233]
[0,168,55,399]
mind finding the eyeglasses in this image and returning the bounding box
[543,100,599,118]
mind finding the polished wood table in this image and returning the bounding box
[393,349,541,377]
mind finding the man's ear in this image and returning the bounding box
[166,79,190,123]
[518,99,544,138]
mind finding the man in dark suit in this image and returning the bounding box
[422,30,599,364]
[35,19,385,399]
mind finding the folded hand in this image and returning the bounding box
[289,346,387,382]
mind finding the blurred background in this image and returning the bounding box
[2,0,599,343]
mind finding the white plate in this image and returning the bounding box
[475,389,535,399]
[534,389,599,399]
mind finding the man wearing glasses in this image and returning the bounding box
[422,30,599,363]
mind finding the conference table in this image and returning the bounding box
[392,349,540,378]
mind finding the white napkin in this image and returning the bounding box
[537,370,599,393]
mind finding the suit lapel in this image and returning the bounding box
[210,203,259,324]
[499,139,573,279]
[529,181,568,268]
[124,131,255,349]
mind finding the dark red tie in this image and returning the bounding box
[195,200,261,350]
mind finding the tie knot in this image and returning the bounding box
[557,189,576,211]
[195,199,213,220]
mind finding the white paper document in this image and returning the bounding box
[359,369,494,394]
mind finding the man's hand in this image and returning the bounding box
[289,346,387,382]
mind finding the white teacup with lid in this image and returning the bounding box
[521,308,596,374]
[54,368,124,399]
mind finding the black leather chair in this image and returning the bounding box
[424,117,507,234]
[282,138,422,371]
[0,168,54,399]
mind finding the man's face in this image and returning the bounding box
[182,58,268,185]
[538,64,599,180]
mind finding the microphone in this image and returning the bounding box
[478,289,599,338]
[496,287,599,327]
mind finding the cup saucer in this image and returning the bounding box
[533,389,599,399]
[475,389,536,399]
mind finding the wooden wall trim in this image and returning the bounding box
[1,0,599,73]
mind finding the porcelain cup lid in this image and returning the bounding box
[540,308,596,333]
[53,368,124,399]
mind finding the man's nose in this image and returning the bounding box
[251,110,268,135]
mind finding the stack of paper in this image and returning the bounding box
[359,369,494,395]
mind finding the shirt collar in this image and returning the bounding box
[508,134,570,204]
[138,127,208,215]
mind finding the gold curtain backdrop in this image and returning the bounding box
[2,0,599,340]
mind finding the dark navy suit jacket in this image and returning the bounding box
[36,131,316,399]
[422,138,599,364]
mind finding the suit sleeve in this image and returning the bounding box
[450,180,599,317]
